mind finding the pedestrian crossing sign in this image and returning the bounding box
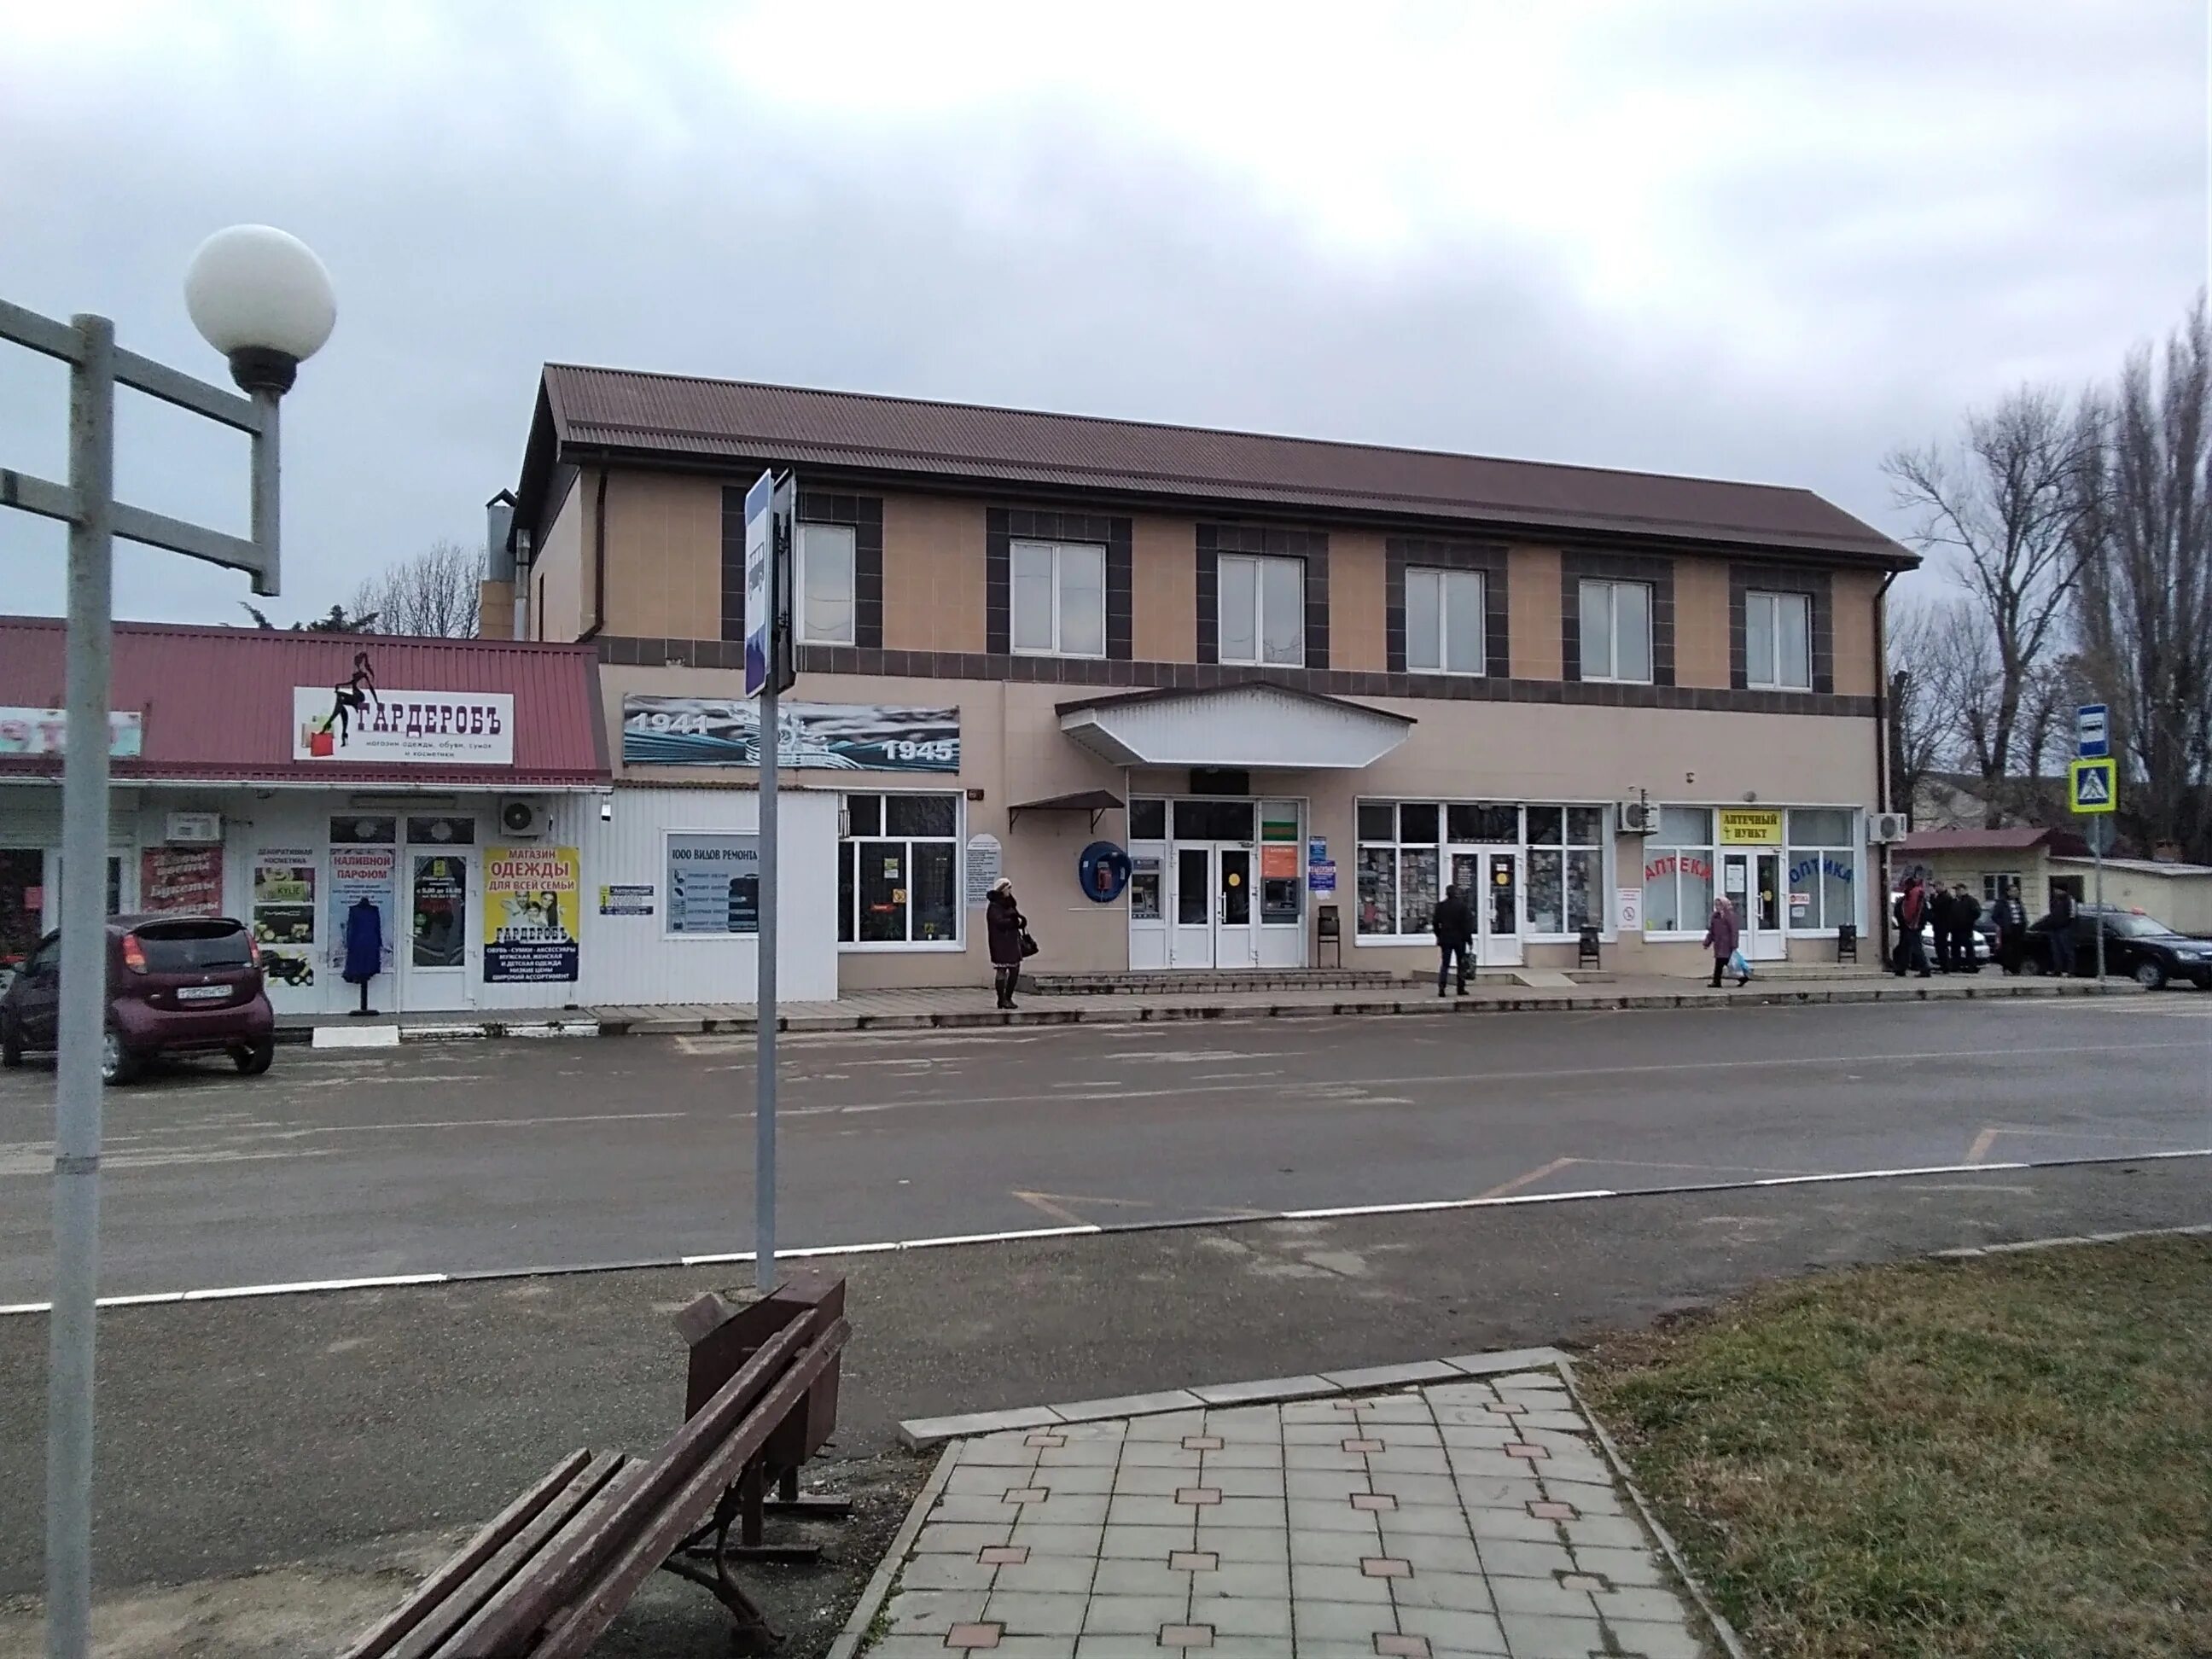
[2069,756,2117,814]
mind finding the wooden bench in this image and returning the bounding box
[340,1274,849,1658]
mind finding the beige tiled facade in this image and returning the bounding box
[1329,531,1388,672]
[1505,546,1562,681]
[1131,514,1199,663]
[884,495,989,655]
[553,464,1897,992]
[1671,558,1732,690]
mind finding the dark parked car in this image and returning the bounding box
[2026,905,2212,990]
[0,915,276,1083]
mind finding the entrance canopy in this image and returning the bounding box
[1058,682,1412,771]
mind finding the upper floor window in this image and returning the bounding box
[1406,568,1485,675]
[798,522,856,647]
[1220,553,1303,667]
[1579,578,1651,684]
[1011,539,1107,658]
[1746,590,1812,690]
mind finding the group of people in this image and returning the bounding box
[1892,871,2073,978]
[997,869,2081,1005]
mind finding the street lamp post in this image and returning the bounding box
[0,224,334,1659]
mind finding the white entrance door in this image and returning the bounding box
[1167,843,1258,969]
[1454,850,1524,969]
[1720,850,1787,961]
[404,850,474,1008]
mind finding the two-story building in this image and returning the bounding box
[492,367,1916,992]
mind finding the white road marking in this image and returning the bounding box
[4,1148,2208,1318]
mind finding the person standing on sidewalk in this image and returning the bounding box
[1703,895,1745,988]
[1432,882,1475,997]
[1893,873,1932,978]
[2047,883,2080,977]
[1927,881,1956,971]
[1994,878,2030,975]
[1950,882,1982,971]
[986,878,1028,1010]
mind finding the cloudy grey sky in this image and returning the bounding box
[1,0,2203,626]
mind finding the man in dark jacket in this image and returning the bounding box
[1927,882,1956,971]
[1994,879,2030,974]
[2047,884,2079,976]
[1950,883,1982,971]
[1433,884,1475,996]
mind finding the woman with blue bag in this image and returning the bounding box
[1703,895,1749,988]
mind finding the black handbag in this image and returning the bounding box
[1019,930,1039,958]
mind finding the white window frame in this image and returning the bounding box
[1010,538,1108,659]
[1406,567,1486,676]
[796,521,857,648]
[1522,805,1611,940]
[1746,589,1813,691]
[1640,807,1717,940]
[1579,579,1653,684]
[1782,807,1859,936]
[837,790,964,952]
[1219,553,1306,668]
[1350,799,1614,946]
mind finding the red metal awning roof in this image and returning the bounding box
[0,617,608,788]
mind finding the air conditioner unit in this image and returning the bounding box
[1618,800,1658,835]
[1871,811,1910,844]
[498,798,550,839]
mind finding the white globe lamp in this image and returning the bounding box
[183,224,336,395]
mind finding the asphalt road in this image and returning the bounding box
[0,1158,2206,1611]
[1,997,2207,1302]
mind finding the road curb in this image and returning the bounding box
[894,1346,1575,1448]
[276,975,2151,1045]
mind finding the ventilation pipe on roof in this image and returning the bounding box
[486,492,515,583]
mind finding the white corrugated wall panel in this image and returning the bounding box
[569,786,839,1006]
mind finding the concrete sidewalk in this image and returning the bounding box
[278,971,2140,1044]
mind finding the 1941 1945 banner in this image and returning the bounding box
[483,845,581,983]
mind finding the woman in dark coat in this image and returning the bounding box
[1703,895,1744,988]
[985,878,1027,1010]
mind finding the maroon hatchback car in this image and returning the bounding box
[0,915,276,1084]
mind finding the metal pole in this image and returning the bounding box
[754,601,779,1296]
[247,389,280,598]
[2094,832,2106,992]
[48,313,115,1659]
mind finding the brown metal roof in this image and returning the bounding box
[519,365,1914,568]
[0,617,608,788]
[1895,826,2089,857]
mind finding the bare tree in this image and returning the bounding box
[2073,300,2212,860]
[1884,388,2097,826]
[348,540,482,638]
[1886,596,1958,812]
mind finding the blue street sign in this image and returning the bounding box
[2076,702,2109,759]
[742,471,775,700]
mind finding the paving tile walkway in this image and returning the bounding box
[864,1371,1711,1659]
